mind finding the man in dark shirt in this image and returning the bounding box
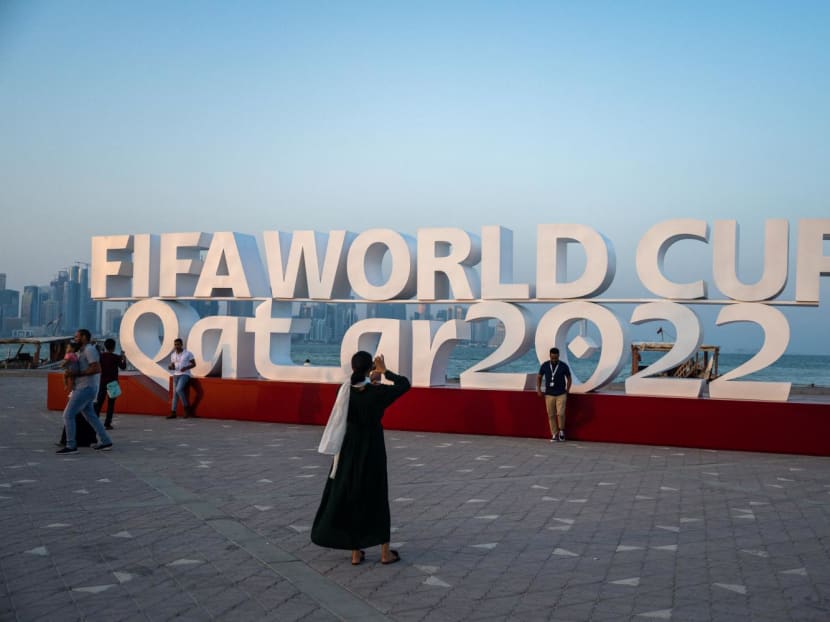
[95,338,127,430]
[536,347,572,442]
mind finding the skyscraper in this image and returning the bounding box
[0,273,20,336]
[227,300,254,317]
[62,278,80,330]
[20,286,40,327]
[105,308,123,335]
[0,288,20,337]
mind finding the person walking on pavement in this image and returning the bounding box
[94,338,126,430]
[56,329,113,454]
[536,347,572,442]
[167,338,196,419]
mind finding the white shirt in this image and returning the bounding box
[170,349,195,376]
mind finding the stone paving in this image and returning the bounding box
[1,373,829,621]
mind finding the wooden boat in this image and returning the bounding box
[0,336,75,370]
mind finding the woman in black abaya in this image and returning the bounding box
[311,351,410,565]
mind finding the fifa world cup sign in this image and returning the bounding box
[91,219,830,402]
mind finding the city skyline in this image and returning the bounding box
[0,265,107,338]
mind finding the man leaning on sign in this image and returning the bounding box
[167,338,196,419]
[536,347,572,442]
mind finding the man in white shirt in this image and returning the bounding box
[167,338,196,419]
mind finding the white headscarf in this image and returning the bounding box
[318,378,369,478]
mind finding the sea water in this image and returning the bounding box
[287,343,830,388]
[4,342,827,387]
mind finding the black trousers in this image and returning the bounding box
[59,413,98,447]
[94,383,117,427]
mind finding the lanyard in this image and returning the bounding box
[549,363,559,385]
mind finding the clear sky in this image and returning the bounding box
[1,1,828,352]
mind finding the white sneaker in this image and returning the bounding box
[558,432,565,442]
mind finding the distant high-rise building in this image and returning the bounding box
[0,273,6,290]
[190,300,220,318]
[0,289,19,318]
[338,303,358,340]
[0,287,20,336]
[374,304,406,320]
[51,270,68,305]
[47,271,68,333]
[227,300,254,317]
[111,314,122,336]
[471,318,494,345]
[21,286,40,327]
[489,322,506,347]
[62,279,80,330]
[78,265,98,331]
[105,308,123,335]
[41,300,61,332]
[37,289,49,325]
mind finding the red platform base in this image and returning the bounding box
[47,373,830,456]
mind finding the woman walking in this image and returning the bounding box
[311,351,410,565]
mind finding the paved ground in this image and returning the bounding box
[1,373,829,622]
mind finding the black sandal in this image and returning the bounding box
[381,550,400,565]
[351,550,366,566]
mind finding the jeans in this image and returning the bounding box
[63,385,112,449]
[172,375,190,412]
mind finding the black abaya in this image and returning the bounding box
[311,371,410,550]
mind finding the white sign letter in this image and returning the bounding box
[91,235,133,299]
[159,232,211,298]
[795,219,830,303]
[636,219,709,299]
[194,232,269,299]
[481,226,531,300]
[712,220,788,301]
[411,319,471,387]
[347,229,417,300]
[119,299,200,388]
[708,303,791,401]
[625,302,704,398]
[132,234,160,298]
[188,316,257,379]
[416,228,481,300]
[536,224,615,299]
[245,300,343,382]
[460,302,536,390]
[263,230,353,299]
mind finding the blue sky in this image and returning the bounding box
[1,1,828,352]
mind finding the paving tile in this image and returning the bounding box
[2,375,830,622]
